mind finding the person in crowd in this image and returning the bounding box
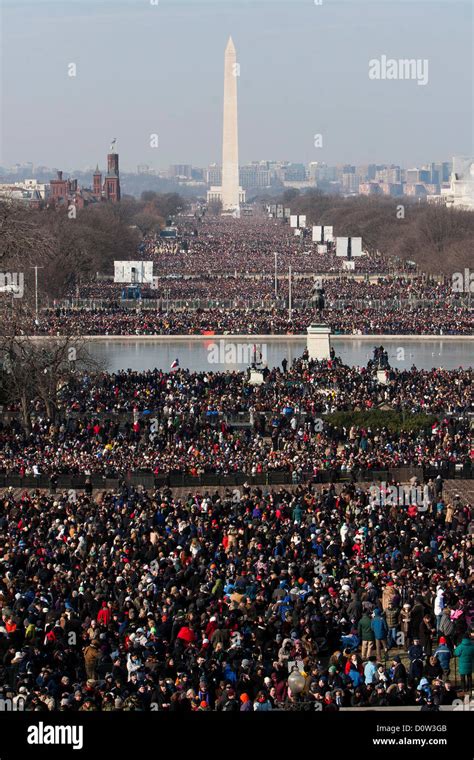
[371,609,389,662]
[454,633,474,695]
[434,636,452,680]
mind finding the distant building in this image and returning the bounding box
[21,179,47,198]
[207,163,222,186]
[359,182,382,196]
[0,182,42,207]
[282,163,306,182]
[406,168,431,184]
[49,171,74,203]
[239,163,271,189]
[169,164,193,179]
[104,150,121,202]
[0,178,47,204]
[342,171,359,194]
[311,164,338,183]
[440,161,452,183]
[207,185,246,204]
[93,166,102,200]
[441,156,474,210]
[282,180,313,190]
[379,182,403,197]
[420,183,440,195]
[48,144,122,209]
[375,166,401,184]
[405,183,428,198]
[307,163,319,184]
[366,164,378,180]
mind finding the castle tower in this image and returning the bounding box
[104,142,121,202]
[93,165,102,200]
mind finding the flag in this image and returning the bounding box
[170,359,179,370]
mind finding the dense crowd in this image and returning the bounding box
[66,275,460,304]
[137,214,390,275]
[0,414,471,480]
[0,353,472,478]
[32,303,472,337]
[31,214,472,336]
[0,480,472,711]
[1,210,472,715]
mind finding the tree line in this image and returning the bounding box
[0,191,185,298]
[0,191,184,425]
[279,190,473,274]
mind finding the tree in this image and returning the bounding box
[0,301,100,430]
[282,189,300,203]
[208,199,223,216]
[131,212,161,236]
[285,193,474,273]
[140,191,185,219]
[0,201,56,269]
[39,204,140,297]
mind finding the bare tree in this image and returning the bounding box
[0,301,100,430]
[208,199,223,216]
[0,201,56,268]
[289,193,474,272]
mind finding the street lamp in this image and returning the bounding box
[30,266,44,320]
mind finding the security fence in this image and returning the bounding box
[1,463,471,491]
[50,295,471,312]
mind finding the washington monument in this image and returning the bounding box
[207,37,245,213]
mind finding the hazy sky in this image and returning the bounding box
[1,0,472,171]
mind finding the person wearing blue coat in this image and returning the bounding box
[371,609,388,661]
[434,637,452,677]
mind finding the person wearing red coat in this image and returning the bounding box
[176,626,195,646]
[97,602,111,627]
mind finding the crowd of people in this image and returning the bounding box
[0,479,471,711]
[1,209,472,715]
[0,413,470,480]
[137,214,390,275]
[31,214,471,337]
[66,274,460,305]
[33,304,472,337]
[0,353,471,479]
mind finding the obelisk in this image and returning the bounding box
[221,36,240,212]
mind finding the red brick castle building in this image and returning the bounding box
[49,141,121,208]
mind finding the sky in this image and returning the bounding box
[0,0,472,172]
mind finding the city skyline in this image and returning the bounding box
[1,0,472,172]
[2,155,464,207]
[0,155,460,176]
